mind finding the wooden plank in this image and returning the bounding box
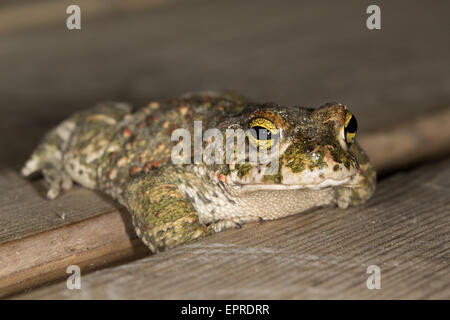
[0,210,149,298]
[14,157,450,299]
[359,107,450,174]
[0,170,117,244]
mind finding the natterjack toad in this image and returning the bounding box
[22,92,376,252]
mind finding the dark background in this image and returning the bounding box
[1,0,449,170]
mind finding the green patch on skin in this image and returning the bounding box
[220,165,230,176]
[306,149,327,170]
[44,131,63,148]
[282,141,327,172]
[134,139,147,149]
[364,166,376,181]
[349,188,366,205]
[152,196,189,222]
[263,173,281,183]
[79,154,87,164]
[329,144,352,169]
[282,143,307,172]
[237,162,252,178]
[358,163,377,199]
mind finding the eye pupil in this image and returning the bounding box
[247,118,278,149]
[345,116,357,134]
[344,114,358,145]
[251,126,271,140]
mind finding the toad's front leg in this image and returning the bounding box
[124,168,215,253]
[335,142,377,208]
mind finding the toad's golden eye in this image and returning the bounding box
[247,118,278,149]
[344,112,358,144]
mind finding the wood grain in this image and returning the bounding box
[15,158,450,299]
[0,210,149,298]
[0,170,117,244]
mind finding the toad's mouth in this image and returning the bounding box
[234,176,359,193]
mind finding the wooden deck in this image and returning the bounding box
[0,0,449,299]
[16,158,450,299]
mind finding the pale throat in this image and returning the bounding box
[179,173,336,224]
